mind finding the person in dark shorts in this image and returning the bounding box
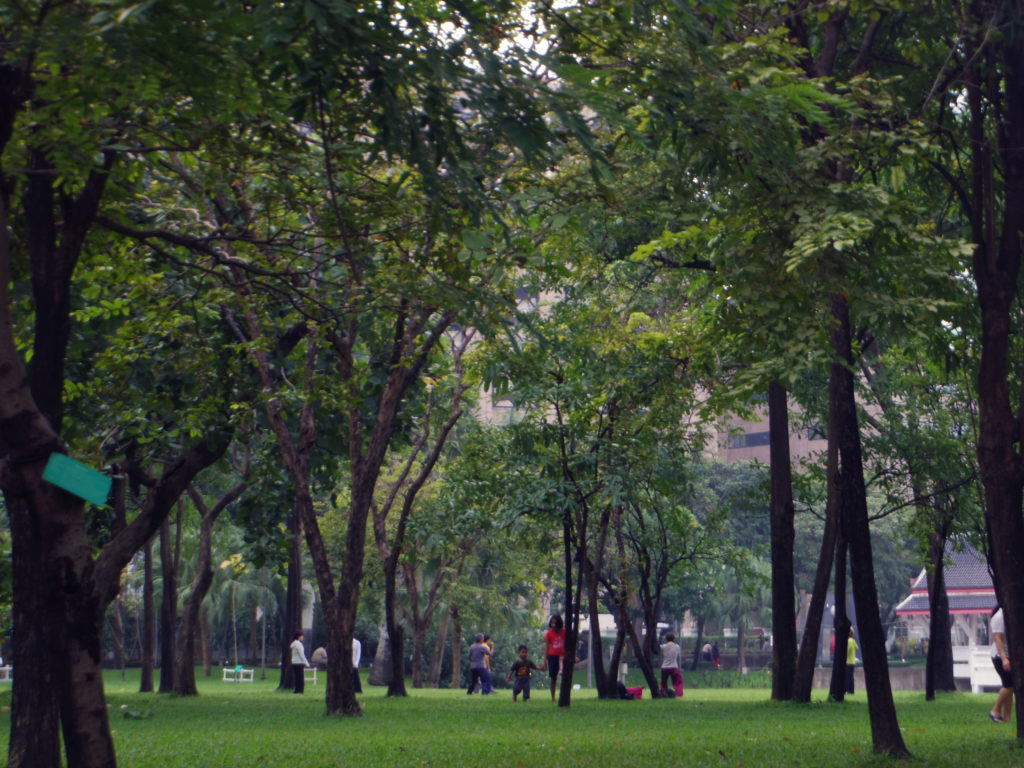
[506,644,543,702]
[989,607,1013,723]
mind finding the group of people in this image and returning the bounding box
[469,615,569,702]
[466,633,497,695]
[471,615,688,702]
[275,605,1019,720]
[288,631,362,695]
[700,641,721,668]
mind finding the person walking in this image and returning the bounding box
[467,634,492,695]
[660,632,685,697]
[290,631,309,694]
[989,607,1013,723]
[506,644,543,702]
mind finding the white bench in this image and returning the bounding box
[222,666,254,682]
[304,667,318,685]
[953,646,971,681]
[970,648,1002,693]
[0,666,12,681]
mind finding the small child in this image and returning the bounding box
[506,644,544,702]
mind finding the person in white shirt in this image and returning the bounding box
[352,637,363,693]
[989,608,1012,723]
[290,631,309,694]
[660,632,684,697]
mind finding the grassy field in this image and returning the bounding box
[0,671,1021,767]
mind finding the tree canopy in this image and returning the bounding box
[4,1,1024,765]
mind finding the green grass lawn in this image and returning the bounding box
[0,671,1021,767]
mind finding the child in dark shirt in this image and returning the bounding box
[506,644,544,702]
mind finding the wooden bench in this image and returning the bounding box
[222,666,254,682]
[0,666,12,682]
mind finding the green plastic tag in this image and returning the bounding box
[41,453,111,507]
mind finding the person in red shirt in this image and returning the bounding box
[543,614,566,702]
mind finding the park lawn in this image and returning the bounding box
[0,672,1021,768]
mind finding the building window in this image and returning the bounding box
[727,431,771,449]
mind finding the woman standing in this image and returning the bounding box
[543,615,566,702]
[660,632,684,697]
[290,631,309,694]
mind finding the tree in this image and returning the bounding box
[174,471,248,695]
[480,242,716,700]
[371,330,474,695]
[99,0,568,717]
[857,336,983,698]
[1,3,261,764]
[768,379,797,699]
[946,1,1024,738]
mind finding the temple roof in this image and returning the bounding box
[895,592,997,615]
[906,543,992,593]
[896,542,994,617]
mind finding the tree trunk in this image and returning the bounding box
[5,497,61,768]
[141,540,156,693]
[925,527,956,699]
[829,533,849,703]
[370,619,392,686]
[794,406,839,701]
[624,618,660,696]
[59,577,116,768]
[690,615,705,671]
[158,516,178,694]
[280,505,303,692]
[427,609,450,687]
[109,597,125,678]
[175,482,244,694]
[386,620,406,696]
[6,483,117,768]
[586,577,612,697]
[410,618,426,689]
[174,557,209,696]
[582,499,615,697]
[558,514,575,707]
[382,550,407,696]
[450,606,462,689]
[768,380,796,700]
[831,292,910,756]
[201,612,211,677]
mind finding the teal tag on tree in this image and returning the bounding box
[42,453,111,506]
